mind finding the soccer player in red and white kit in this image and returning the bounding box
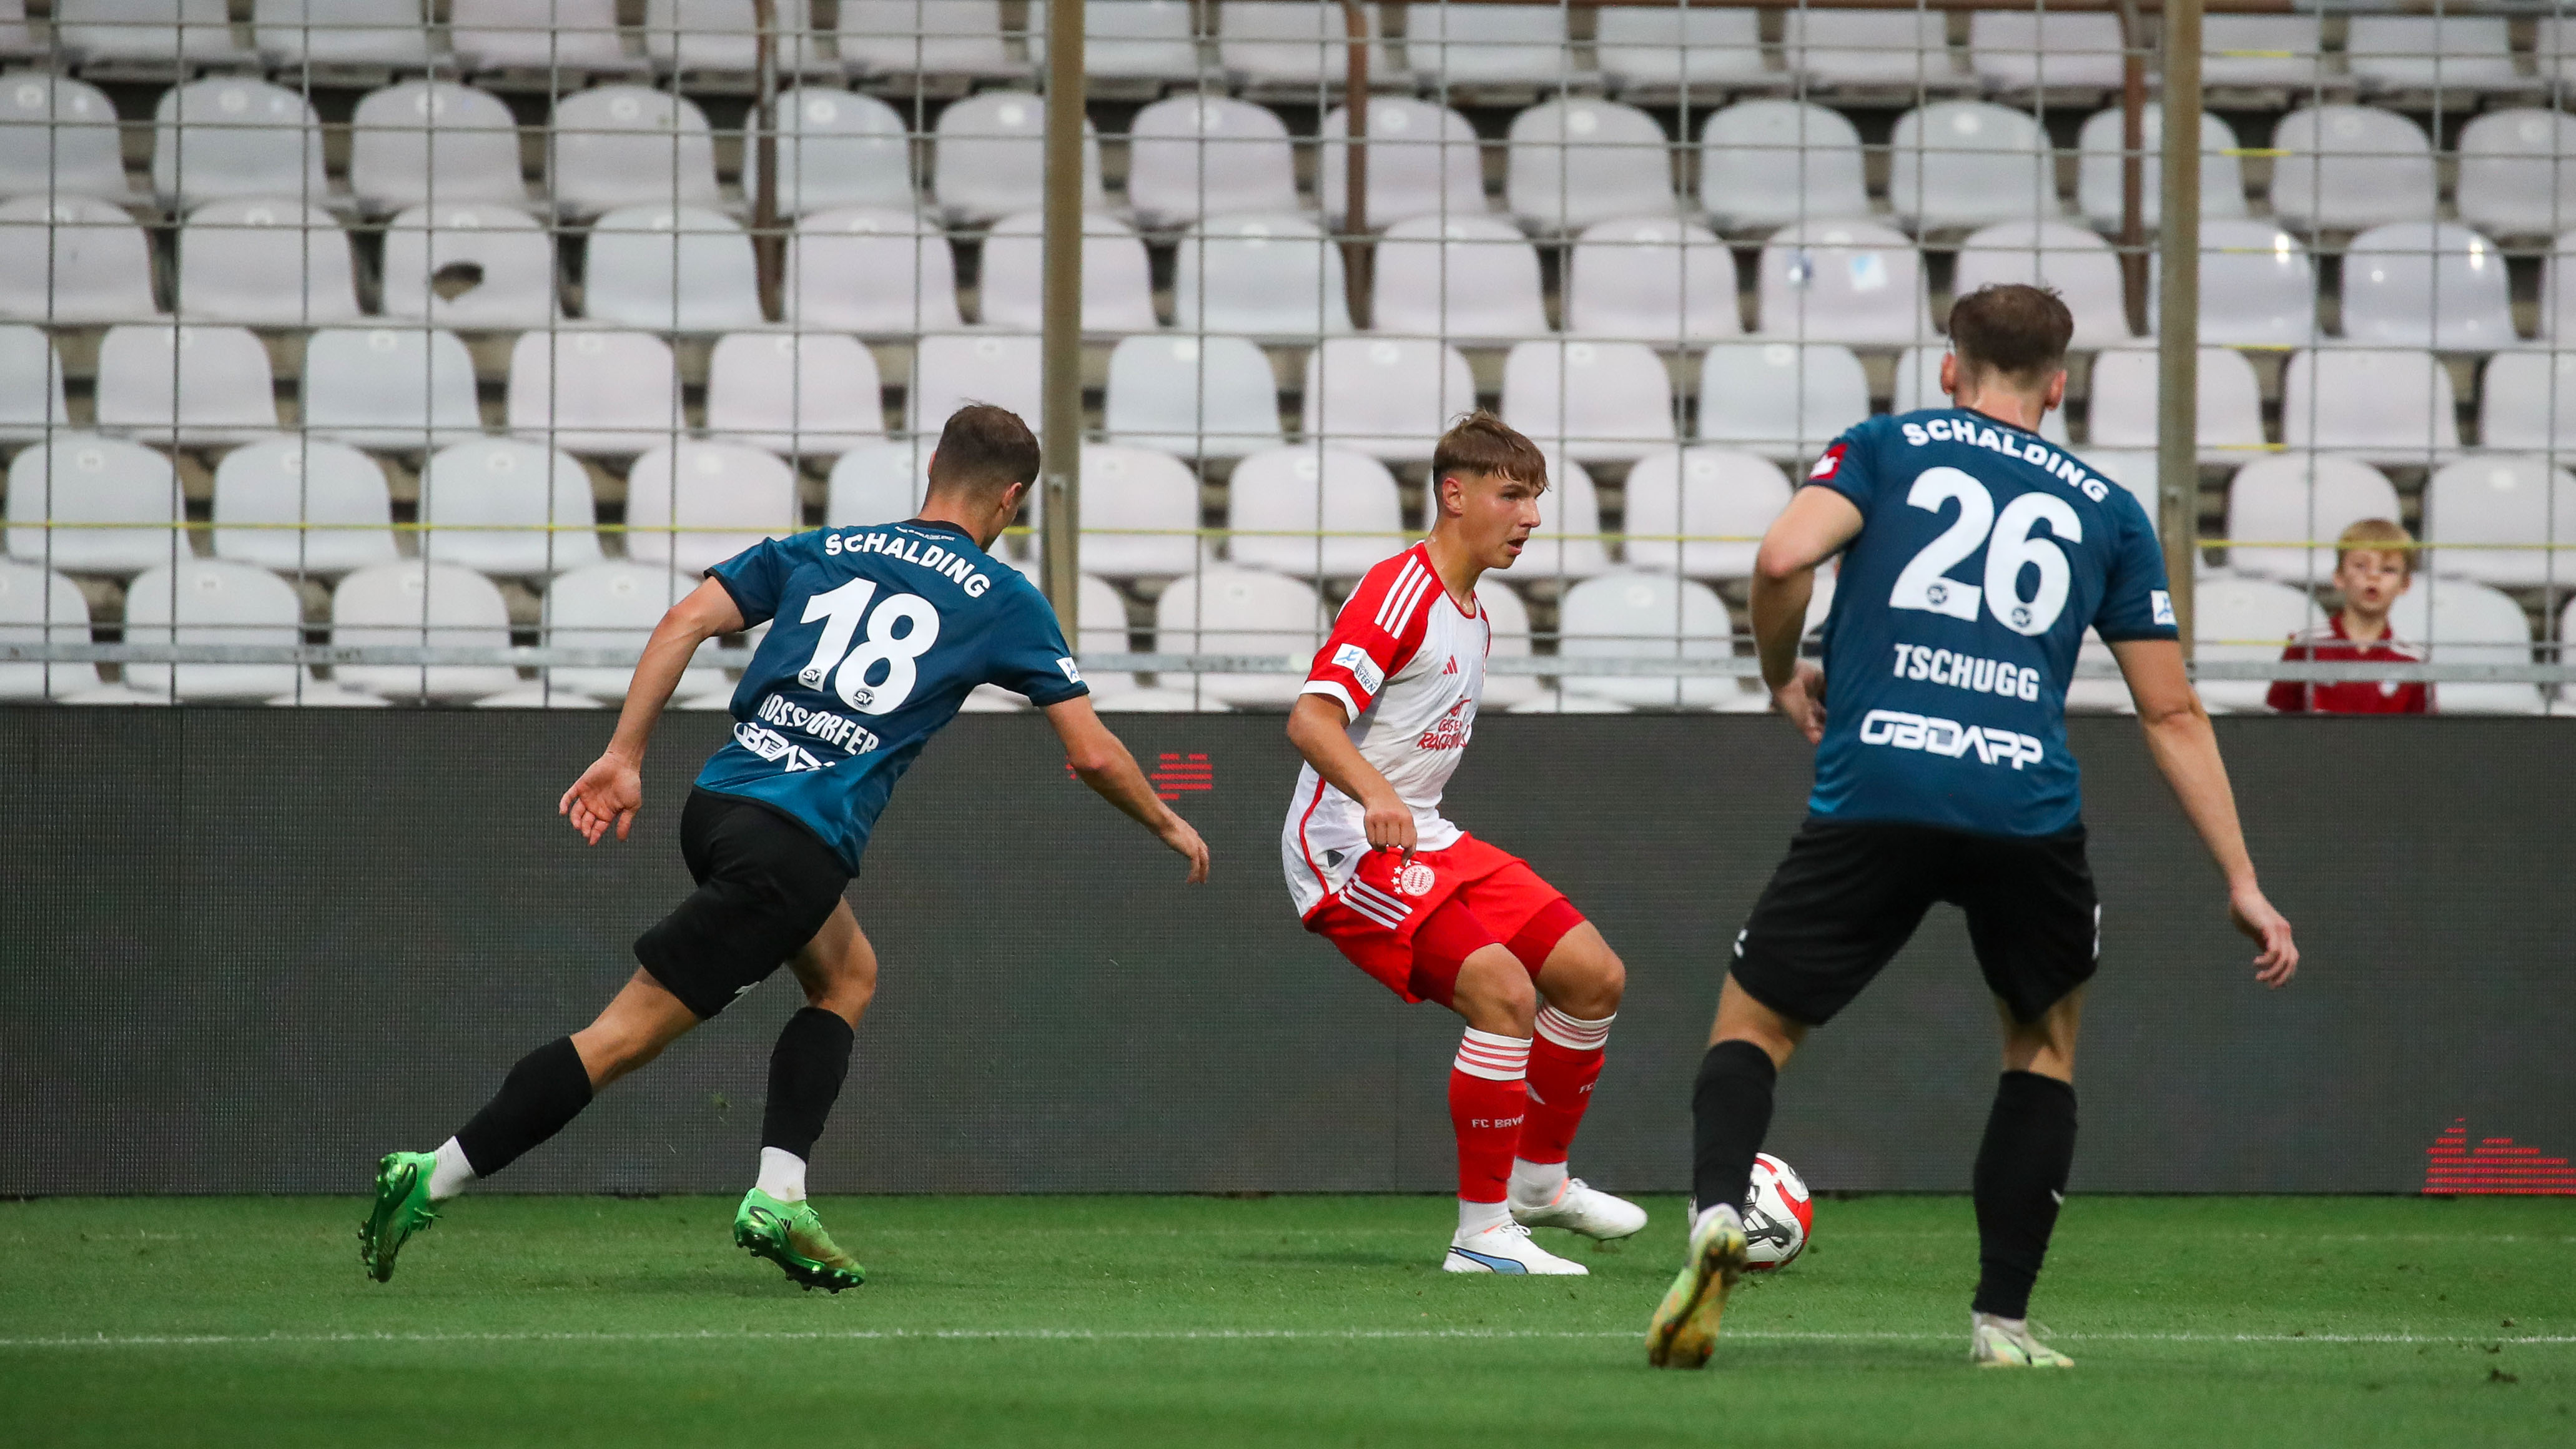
[1282,413,1645,1275]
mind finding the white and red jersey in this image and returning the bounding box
[1281,543,1491,918]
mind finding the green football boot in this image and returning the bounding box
[1646,1205,1748,1369]
[358,1150,441,1283]
[733,1189,866,1293]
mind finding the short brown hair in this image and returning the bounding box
[1948,284,2075,385]
[926,403,1042,500]
[2336,517,2416,576]
[1431,412,1548,491]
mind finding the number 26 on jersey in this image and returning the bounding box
[1887,467,2083,637]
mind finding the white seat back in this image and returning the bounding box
[1104,334,1283,458]
[1699,101,1868,232]
[1028,0,1202,81]
[62,0,249,60]
[624,440,801,575]
[2392,578,2544,715]
[124,559,306,700]
[759,88,912,216]
[450,0,631,69]
[0,196,158,324]
[1226,445,1403,578]
[1889,102,2061,230]
[2171,219,2316,347]
[177,199,361,325]
[1404,2,1566,86]
[907,333,1043,435]
[2345,16,2519,92]
[506,329,684,457]
[786,207,963,333]
[1784,9,1952,88]
[0,560,93,698]
[2194,574,2324,711]
[2339,223,2516,351]
[0,72,130,202]
[583,204,766,332]
[1596,8,1767,92]
[1755,220,1932,345]
[2083,347,2265,462]
[1124,95,1298,230]
[1890,347,2069,443]
[1172,214,1351,337]
[210,436,399,575]
[1564,217,1739,344]
[1952,220,2131,349]
[1500,340,1675,463]
[1151,563,1325,705]
[380,204,560,327]
[1970,12,2122,91]
[2269,106,2438,232]
[644,0,827,72]
[932,91,1105,224]
[1506,97,1679,233]
[1218,1,1376,89]
[1521,449,1612,581]
[2075,104,2244,231]
[838,0,1017,77]
[2478,350,2576,453]
[1557,571,1739,708]
[826,438,933,527]
[2202,16,2322,89]
[1371,214,1548,340]
[254,0,434,64]
[151,79,325,208]
[417,437,605,577]
[2224,454,2404,583]
[1300,337,1475,460]
[300,325,485,452]
[1696,342,1867,462]
[332,560,518,700]
[1319,97,1486,229]
[548,87,722,217]
[544,560,723,698]
[95,324,277,448]
[349,81,526,215]
[0,323,69,442]
[2425,456,2576,588]
[1072,443,1202,579]
[2279,349,2458,464]
[2454,110,2576,240]
[705,332,885,457]
[1622,446,1791,580]
[978,210,1159,333]
[4,433,180,576]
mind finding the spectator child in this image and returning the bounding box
[2266,518,2429,714]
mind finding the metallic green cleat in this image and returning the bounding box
[358,1150,440,1283]
[733,1189,866,1293]
[1971,1313,2075,1368]
[1646,1205,1748,1369]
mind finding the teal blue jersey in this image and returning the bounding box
[693,520,1087,869]
[1804,410,2178,836]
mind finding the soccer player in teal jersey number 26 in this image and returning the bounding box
[1647,285,2301,1370]
[360,406,1209,1290]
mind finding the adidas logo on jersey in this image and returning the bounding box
[1857,709,2043,769]
[1441,656,1459,676]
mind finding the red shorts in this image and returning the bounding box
[1303,834,1586,1007]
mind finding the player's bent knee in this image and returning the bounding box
[1545,938,1625,1019]
[1452,947,1537,1036]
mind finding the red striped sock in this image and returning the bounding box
[1450,1028,1531,1204]
[1517,1006,1613,1169]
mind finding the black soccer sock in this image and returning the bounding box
[761,1007,856,1160]
[1690,1039,1779,1217]
[1971,1070,2079,1320]
[452,1036,594,1179]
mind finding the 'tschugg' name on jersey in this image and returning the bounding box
[1805,408,2178,836]
[694,520,1086,870]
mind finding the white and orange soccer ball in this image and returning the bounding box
[1741,1153,1814,1272]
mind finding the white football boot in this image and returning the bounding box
[1510,1177,1648,1241]
[1443,1221,1589,1275]
[1970,1312,2075,1368]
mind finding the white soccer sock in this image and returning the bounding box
[1507,1158,1569,1209]
[757,1146,808,1203]
[426,1137,476,1202]
[1456,1198,1513,1239]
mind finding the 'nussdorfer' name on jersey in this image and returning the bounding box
[1803,408,2177,837]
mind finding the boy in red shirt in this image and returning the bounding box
[2268,518,2430,715]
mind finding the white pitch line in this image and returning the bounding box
[1,1327,2570,1351]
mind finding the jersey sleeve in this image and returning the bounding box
[704,534,802,629]
[984,579,1090,707]
[2090,497,2181,643]
[1799,419,1882,514]
[1301,551,1436,718]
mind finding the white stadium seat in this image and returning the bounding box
[1171,214,1351,337]
[1371,215,1549,341]
[581,205,766,332]
[1754,220,1932,345]
[1889,346,2070,443]
[1404,3,1569,89]
[1300,337,1475,462]
[2201,16,2323,90]
[2083,346,2266,463]
[151,79,326,210]
[1784,8,1957,90]
[1969,11,2123,91]
[124,560,308,701]
[210,437,399,576]
[704,332,885,458]
[1319,98,1486,229]
[300,325,484,453]
[2344,16,2524,96]
[548,87,722,219]
[907,333,1042,437]
[1123,95,1298,231]
[837,0,1019,80]
[1563,217,1740,344]
[2193,574,2324,712]
[2455,110,2576,240]
[1506,98,1679,234]
[175,200,362,325]
[2338,224,2515,352]
[1226,445,1404,579]
[1951,221,2132,350]
[4,433,180,576]
[1557,571,1742,710]
[2479,351,2576,455]
[2269,107,2437,234]
[1521,449,1613,581]
[995,566,1147,703]
[977,210,1161,334]
[1473,575,1539,708]
[331,560,519,701]
[60,0,253,66]
[1217,1,1378,91]
[348,81,528,216]
[644,0,831,74]
[1500,340,1676,464]
[2392,579,2545,715]
[1698,100,1869,233]
[1151,564,1325,706]
[2424,456,2576,589]
[379,204,558,327]
[0,560,94,700]
[1064,442,1202,579]
[417,437,605,578]
[0,197,159,324]
[932,91,1105,225]
[0,324,69,442]
[1622,446,1790,580]
[1596,7,1768,95]
[1104,334,1283,459]
[759,88,912,217]
[1696,342,1868,463]
[1029,0,1204,82]
[2077,448,2158,533]
[1888,102,2062,230]
[826,438,933,527]
[2175,219,2316,349]
[2279,349,2458,465]
[623,440,801,576]
[786,207,964,334]
[94,324,278,448]
[450,0,637,72]
[2224,454,2404,585]
[254,0,435,67]
[2076,104,2246,232]
[0,72,133,202]
[506,329,684,457]
[544,561,723,699]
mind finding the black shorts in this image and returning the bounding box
[1730,818,2098,1027]
[633,789,851,1021]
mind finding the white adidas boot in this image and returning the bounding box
[1443,1221,1589,1275]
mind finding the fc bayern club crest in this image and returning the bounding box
[1395,861,1437,897]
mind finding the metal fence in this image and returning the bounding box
[1,1,2573,713]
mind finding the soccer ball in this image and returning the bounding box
[1742,1153,1813,1272]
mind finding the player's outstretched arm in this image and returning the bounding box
[2110,638,2300,987]
[559,578,746,846]
[1749,487,1865,743]
[1043,696,1210,883]
[1285,693,1416,858]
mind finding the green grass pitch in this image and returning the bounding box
[2,1194,2569,1447]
